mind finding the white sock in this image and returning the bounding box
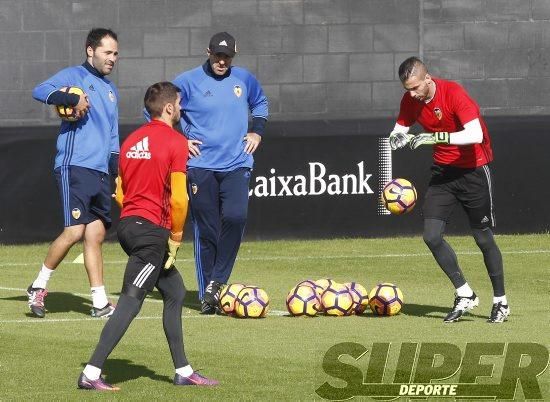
[91,286,109,309]
[83,364,101,380]
[175,365,193,377]
[493,295,508,305]
[456,283,474,298]
[32,264,54,289]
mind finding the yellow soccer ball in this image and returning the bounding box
[321,282,354,316]
[382,178,417,215]
[344,282,369,315]
[286,285,321,317]
[297,279,323,298]
[234,286,269,318]
[219,283,245,315]
[55,86,85,122]
[368,283,404,316]
[315,278,334,295]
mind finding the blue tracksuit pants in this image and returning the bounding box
[187,167,251,300]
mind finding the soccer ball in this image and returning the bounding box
[286,285,321,317]
[234,286,269,318]
[297,279,323,298]
[55,86,85,122]
[315,278,334,294]
[344,282,369,315]
[382,178,417,215]
[218,283,245,315]
[321,282,354,316]
[368,283,404,316]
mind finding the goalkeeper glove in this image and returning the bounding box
[164,238,181,269]
[388,130,414,151]
[409,132,450,150]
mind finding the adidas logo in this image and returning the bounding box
[481,216,489,224]
[126,136,151,160]
[219,40,228,46]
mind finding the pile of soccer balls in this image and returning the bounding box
[217,280,403,318]
[219,283,269,318]
[286,279,403,317]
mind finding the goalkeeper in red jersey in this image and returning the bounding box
[78,82,217,391]
[388,57,509,324]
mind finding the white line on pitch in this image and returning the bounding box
[1,249,549,267]
[0,286,165,303]
[0,315,214,324]
[0,311,287,324]
[0,285,287,322]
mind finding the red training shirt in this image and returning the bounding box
[119,120,188,229]
[397,78,493,168]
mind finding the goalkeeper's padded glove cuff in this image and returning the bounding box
[434,132,450,144]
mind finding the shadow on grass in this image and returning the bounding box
[109,289,203,312]
[83,359,171,385]
[4,288,203,316]
[2,292,92,315]
[400,303,486,320]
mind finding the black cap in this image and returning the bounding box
[208,32,237,57]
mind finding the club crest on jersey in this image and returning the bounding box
[191,183,198,195]
[434,107,443,120]
[233,85,242,98]
[72,208,81,220]
[108,90,116,102]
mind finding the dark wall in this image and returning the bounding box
[0,116,548,244]
[4,1,550,126]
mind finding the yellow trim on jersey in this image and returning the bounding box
[170,172,188,239]
[114,176,124,209]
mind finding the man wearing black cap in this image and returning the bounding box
[172,32,269,314]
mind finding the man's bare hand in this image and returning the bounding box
[188,139,203,158]
[243,132,261,154]
[74,94,90,119]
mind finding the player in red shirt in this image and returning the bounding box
[78,82,217,391]
[389,57,509,324]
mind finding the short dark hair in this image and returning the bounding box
[398,57,426,82]
[85,28,118,51]
[144,82,181,118]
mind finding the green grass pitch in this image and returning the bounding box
[0,234,549,400]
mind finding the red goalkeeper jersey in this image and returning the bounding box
[397,78,493,168]
[119,120,188,229]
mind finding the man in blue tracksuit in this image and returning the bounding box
[28,28,119,318]
[172,32,268,314]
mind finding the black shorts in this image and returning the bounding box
[54,166,112,228]
[422,164,496,229]
[117,216,170,292]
